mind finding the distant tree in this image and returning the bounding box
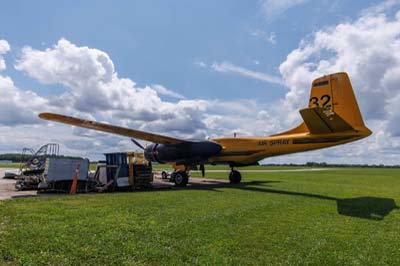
[0,153,83,163]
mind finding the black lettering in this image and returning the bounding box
[321,94,331,108]
[258,141,267,146]
[269,139,290,146]
[309,97,319,107]
[309,94,331,108]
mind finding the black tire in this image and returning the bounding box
[174,171,188,187]
[229,170,241,184]
[161,171,168,179]
[169,171,176,182]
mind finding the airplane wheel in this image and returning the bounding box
[229,170,241,184]
[174,171,188,187]
[161,171,168,179]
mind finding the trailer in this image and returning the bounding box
[16,157,92,192]
[38,158,92,192]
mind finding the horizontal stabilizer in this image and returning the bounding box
[39,113,185,145]
[299,107,354,134]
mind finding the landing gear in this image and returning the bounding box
[229,169,241,184]
[171,170,189,187]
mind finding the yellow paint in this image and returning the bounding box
[171,162,186,171]
[209,72,372,166]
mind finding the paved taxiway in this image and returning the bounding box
[0,168,38,200]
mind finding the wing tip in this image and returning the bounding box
[38,112,49,119]
[38,112,65,121]
[38,112,55,120]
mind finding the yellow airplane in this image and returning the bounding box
[39,72,371,186]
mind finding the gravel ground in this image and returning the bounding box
[0,168,38,200]
[0,168,233,200]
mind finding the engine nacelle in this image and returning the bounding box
[144,141,222,164]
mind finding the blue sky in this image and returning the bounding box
[0,0,377,99]
[1,0,400,164]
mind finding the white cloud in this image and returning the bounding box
[152,84,186,100]
[0,40,9,54]
[0,75,49,126]
[261,0,308,21]
[250,29,277,45]
[203,100,282,138]
[10,39,282,155]
[10,39,280,151]
[16,39,114,87]
[361,0,400,16]
[0,122,131,159]
[280,10,400,121]
[14,39,208,138]
[278,7,400,164]
[194,61,207,68]
[211,61,283,85]
[0,39,10,71]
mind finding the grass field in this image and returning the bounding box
[0,163,21,169]
[1,168,400,265]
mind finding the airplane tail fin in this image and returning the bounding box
[274,72,371,136]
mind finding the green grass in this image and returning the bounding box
[1,168,400,265]
[0,163,21,169]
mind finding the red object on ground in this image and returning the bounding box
[69,163,81,195]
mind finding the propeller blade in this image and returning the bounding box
[200,164,205,177]
[131,138,145,150]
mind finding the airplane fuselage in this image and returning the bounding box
[210,128,371,166]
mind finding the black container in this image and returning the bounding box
[104,152,129,182]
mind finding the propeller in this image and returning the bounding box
[131,138,152,167]
[131,138,145,150]
[200,164,205,177]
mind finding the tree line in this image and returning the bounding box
[264,162,400,168]
[0,153,83,163]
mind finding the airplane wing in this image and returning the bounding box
[39,113,185,145]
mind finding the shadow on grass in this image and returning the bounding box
[336,197,398,220]
[186,181,399,221]
[12,179,397,220]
